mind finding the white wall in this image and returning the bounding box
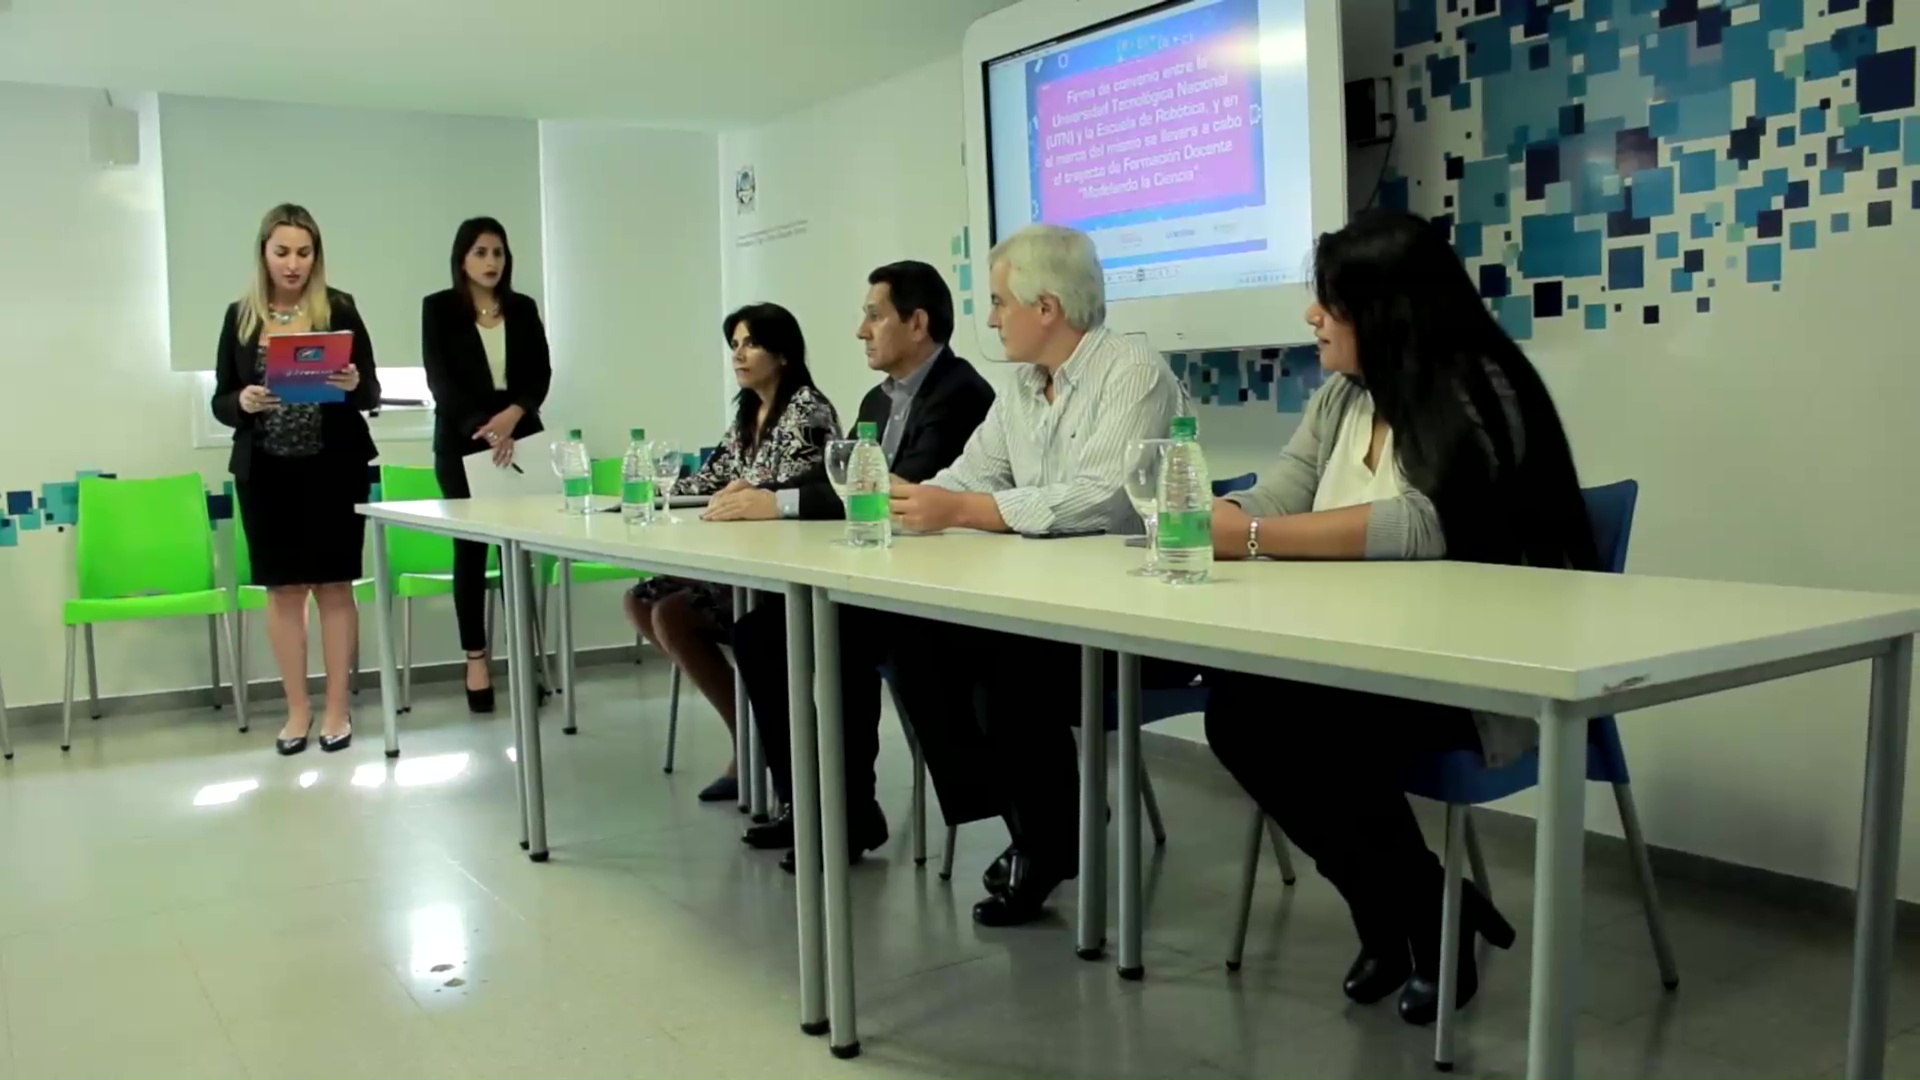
[720,58,995,424]
[0,85,720,709]
[719,5,1920,901]
[0,83,243,704]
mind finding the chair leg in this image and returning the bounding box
[207,615,222,711]
[662,664,681,773]
[906,725,928,867]
[1434,803,1466,1072]
[559,563,577,735]
[401,597,414,714]
[1226,804,1265,971]
[940,825,959,881]
[219,613,248,733]
[537,582,558,694]
[1464,809,1492,901]
[1265,817,1298,886]
[62,625,77,751]
[236,612,249,691]
[1615,781,1680,989]
[84,624,101,719]
[1140,759,1168,846]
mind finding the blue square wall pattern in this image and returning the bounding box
[1388,0,1919,335]
[4,490,29,516]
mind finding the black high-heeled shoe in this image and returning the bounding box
[464,652,495,714]
[1398,880,1515,1025]
[276,732,309,756]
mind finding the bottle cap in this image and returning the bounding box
[567,428,583,440]
[1169,416,1197,439]
[856,421,878,440]
[630,427,646,441]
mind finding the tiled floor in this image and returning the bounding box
[1,660,1917,1078]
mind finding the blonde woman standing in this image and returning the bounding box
[211,203,380,756]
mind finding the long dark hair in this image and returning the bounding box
[1313,210,1597,570]
[450,216,514,315]
[723,303,821,451]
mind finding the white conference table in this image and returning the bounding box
[358,496,1918,1079]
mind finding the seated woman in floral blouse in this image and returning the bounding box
[625,302,837,803]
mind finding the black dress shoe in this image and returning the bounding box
[778,804,889,873]
[971,853,1071,927]
[1343,948,1413,1004]
[982,845,1017,894]
[275,733,309,756]
[318,725,353,754]
[744,807,794,849]
[1399,881,1515,1026]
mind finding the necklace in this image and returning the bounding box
[478,304,500,320]
[268,305,302,326]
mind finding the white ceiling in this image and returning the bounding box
[0,0,1020,127]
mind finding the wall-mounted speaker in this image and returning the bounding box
[89,102,140,167]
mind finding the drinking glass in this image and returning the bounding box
[1124,438,1171,576]
[824,439,859,544]
[650,440,684,522]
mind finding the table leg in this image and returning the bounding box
[785,585,827,1036]
[505,552,529,852]
[813,587,860,1058]
[559,558,577,735]
[745,592,769,820]
[1116,650,1144,980]
[1526,700,1585,1078]
[734,587,753,815]
[1846,634,1913,1080]
[1076,646,1107,961]
[510,543,550,861]
[369,522,402,760]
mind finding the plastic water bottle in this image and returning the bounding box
[844,421,892,548]
[557,428,592,515]
[621,428,654,525]
[1156,416,1212,584]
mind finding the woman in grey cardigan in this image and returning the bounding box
[1205,210,1597,1026]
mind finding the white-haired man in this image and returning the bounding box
[888,223,1192,927]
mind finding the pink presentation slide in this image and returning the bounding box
[1033,35,1259,224]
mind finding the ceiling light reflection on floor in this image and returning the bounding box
[394,753,471,788]
[350,763,387,788]
[192,778,259,807]
[407,903,469,978]
[298,770,320,788]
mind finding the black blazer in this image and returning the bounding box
[420,288,551,456]
[780,349,994,520]
[211,289,380,483]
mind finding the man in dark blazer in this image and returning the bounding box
[711,260,993,868]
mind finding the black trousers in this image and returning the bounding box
[1202,671,1479,953]
[730,599,887,819]
[890,621,1198,872]
[432,451,491,653]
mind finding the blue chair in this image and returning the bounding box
[1226,481,1678,1065]
[897,471,1285,879]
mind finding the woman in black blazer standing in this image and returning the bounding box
[211,203,380,756]
[421,216,551,712]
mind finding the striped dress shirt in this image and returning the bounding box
[927,324,1188,535]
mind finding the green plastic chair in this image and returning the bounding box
[62,474,245,750]
[230,514,375,695]
[533,457,651,734]
[379,464,504,711]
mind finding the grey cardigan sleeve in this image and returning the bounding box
[1224,377,1342,518]
[1227,374,1448,560]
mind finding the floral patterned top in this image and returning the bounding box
[674,384,838,496]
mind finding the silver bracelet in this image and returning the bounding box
[1246,518,1261,559]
